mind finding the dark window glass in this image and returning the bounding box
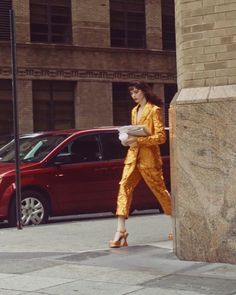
[0,80,13,135]
[0,0,12,41]
[30,0,72,44]
[164,84,177,127]
[110,0,146,48]
[33,80,75,131]
[100,132,128,160]
[68,135,101,163]
[160,129,169,156]
[162,0,176,50]
[112,83,135,126]
[0,134,67,163]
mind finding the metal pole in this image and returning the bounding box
[9,9,22,230]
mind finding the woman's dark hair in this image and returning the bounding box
[128,81,163,107]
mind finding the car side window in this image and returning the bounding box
[100,132,128,160]
[68,134,101,163]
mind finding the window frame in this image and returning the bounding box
[110,0,146,49]
[30,0,72,44]
[32,80,75,132]
[0,0,12,41]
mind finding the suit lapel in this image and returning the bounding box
[132,105,139,125]
[138,103,152,124]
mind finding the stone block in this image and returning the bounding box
[170,85,236,264]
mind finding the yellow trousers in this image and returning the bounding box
[116,164,172,218]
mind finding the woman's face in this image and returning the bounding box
[130,87,146,105]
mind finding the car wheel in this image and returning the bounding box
[9,190,49,226]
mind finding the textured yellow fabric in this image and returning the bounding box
[116,102,172,218]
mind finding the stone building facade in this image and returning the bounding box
[0,0,177,135]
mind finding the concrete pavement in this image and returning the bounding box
[0,214,236,295]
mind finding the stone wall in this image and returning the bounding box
[175,0,236,88]
[171,0,236,263]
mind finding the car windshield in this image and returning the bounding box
[0,135,67,163]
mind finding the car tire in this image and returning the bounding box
[8,190,49,227]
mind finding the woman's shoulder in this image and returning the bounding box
[147,103,160,111]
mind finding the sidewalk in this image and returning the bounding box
[0,216,236,294]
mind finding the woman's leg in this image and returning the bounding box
[111,164,141,243]
[139,167,172,215]
[139,167,173,240]
[112,215,126,242]
[116,164,141,218]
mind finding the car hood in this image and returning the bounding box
[0,162,39,177]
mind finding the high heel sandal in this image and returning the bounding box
[109,230,129,248]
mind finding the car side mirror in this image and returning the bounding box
[54,153,74,165]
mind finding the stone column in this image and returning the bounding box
[18,80,33,133]
[13,0,30,43]
[74,81,113,128]
[170,0,236,263]
[71,0,110,47]
[145,0,162,49]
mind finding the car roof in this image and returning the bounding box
[18,126,169,139]
[19,127,120,138]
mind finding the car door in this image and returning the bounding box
[48,133,111,215]
[99,131,128,212]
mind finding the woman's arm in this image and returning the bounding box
[137,108,166,146]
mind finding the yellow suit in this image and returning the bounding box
[116,102,172,218]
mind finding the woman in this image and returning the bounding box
[110,81,172,248]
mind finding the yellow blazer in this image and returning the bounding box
[124,102,166,168]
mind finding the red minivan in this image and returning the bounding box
[0,127,170,226]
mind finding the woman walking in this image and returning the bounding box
[110,81,172,248]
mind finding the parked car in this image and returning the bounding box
[0,134,14,149]
[0,127,170,226]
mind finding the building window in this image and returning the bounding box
[162,0,176,50]
[0,0,12,41]
[112,83,135,126]
[30,0,72,44]
[0,80,13,135]
[110,0,146,48]
[33,80,75,131]
[164,84,177,126]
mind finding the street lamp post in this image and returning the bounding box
[9,9,22,230]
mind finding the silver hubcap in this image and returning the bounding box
[21,197,44,225]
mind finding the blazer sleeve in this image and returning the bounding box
[137,107,166,146]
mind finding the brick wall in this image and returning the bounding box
[72,0,110,47]
[146,0,162,50]
[175,0,236,88]
[13,0,30,43]
[17,79,33,133]
[75,81,113,128]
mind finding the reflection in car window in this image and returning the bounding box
[64,134,101,163]
[0,135,67,163]
[100,132,128,160]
